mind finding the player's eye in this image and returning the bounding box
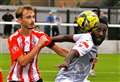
[23,15,35,19]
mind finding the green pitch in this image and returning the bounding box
[0,53,120,82]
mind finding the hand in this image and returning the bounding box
[57,62,69,71]
[38,35,48,47]
[93,58,98,64]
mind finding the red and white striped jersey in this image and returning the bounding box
[7,29,51,82]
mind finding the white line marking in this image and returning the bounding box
[1,69,120,74]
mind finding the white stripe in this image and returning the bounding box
[32,55,39,81]
[22,64,30,82]
[11,62,19,81]
[24,36,30,52]
[7,62,15,80]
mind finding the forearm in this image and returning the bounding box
[17,44,41,66]
[51,44,69,57]
[58,50,77,70]
[64,49,79,65]
[52,35,74,42]
[58,49,79,70]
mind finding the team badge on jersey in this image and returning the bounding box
[11,45,19,54]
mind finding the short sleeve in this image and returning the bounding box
[32,30,52,48]
[42,33,52,47]
[8,38,23,62]
[38,33,52,48]
[72,40,93,56]
[73,34,82,42]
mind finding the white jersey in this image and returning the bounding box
[55,33,97,82]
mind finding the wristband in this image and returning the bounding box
[47,41,55,48]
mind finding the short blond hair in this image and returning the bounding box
[15,6,35,19]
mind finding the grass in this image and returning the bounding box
[0,53,120,82]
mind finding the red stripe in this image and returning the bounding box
[8,63,17,81]
[36,56,41,79]
[19,65,24,82]
[28,32,34,82]
[30,33,33,51]
[18,33,24,82]
[17,62,24,82]
[28,63,33,82]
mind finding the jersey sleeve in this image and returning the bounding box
[73,34,82,41]
[72,40,93,56]
[36,31,52,48]
[32,30,52,48]
[41,33,52,47]
[8,37,23,62]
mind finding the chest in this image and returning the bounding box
[17,35,39,52]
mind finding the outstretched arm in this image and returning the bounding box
[47,41,69,57]
[47,35,74,57]
[50,44,69,57]
[58,49,79,70]
[52,35,75,42]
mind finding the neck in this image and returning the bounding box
[20,27,32,36]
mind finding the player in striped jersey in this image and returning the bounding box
[7,6,68,82]
[52,14,108,82]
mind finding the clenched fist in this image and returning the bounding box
[38,35,49,47]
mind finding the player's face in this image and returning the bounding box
[21,9,35,29]
[91,23,107,46]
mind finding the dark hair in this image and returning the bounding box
[15,6,35,19]
[99,16,108,26]
[92,9,100,17]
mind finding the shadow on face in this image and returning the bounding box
[91,23,108,46]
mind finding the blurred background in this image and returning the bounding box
[0,1,120,82]
[0,0,119,7]
[0,0,120,53]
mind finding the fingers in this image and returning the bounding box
[38,35,49,47]
[57,64,68,71]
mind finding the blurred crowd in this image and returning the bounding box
[0,8,107,39]
[0,9,63,38]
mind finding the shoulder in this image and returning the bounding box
[75,33,94,48]
[32,29,48,37]
[73,33,91,41]
[8,31,19,42]
[32,29,45,35]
